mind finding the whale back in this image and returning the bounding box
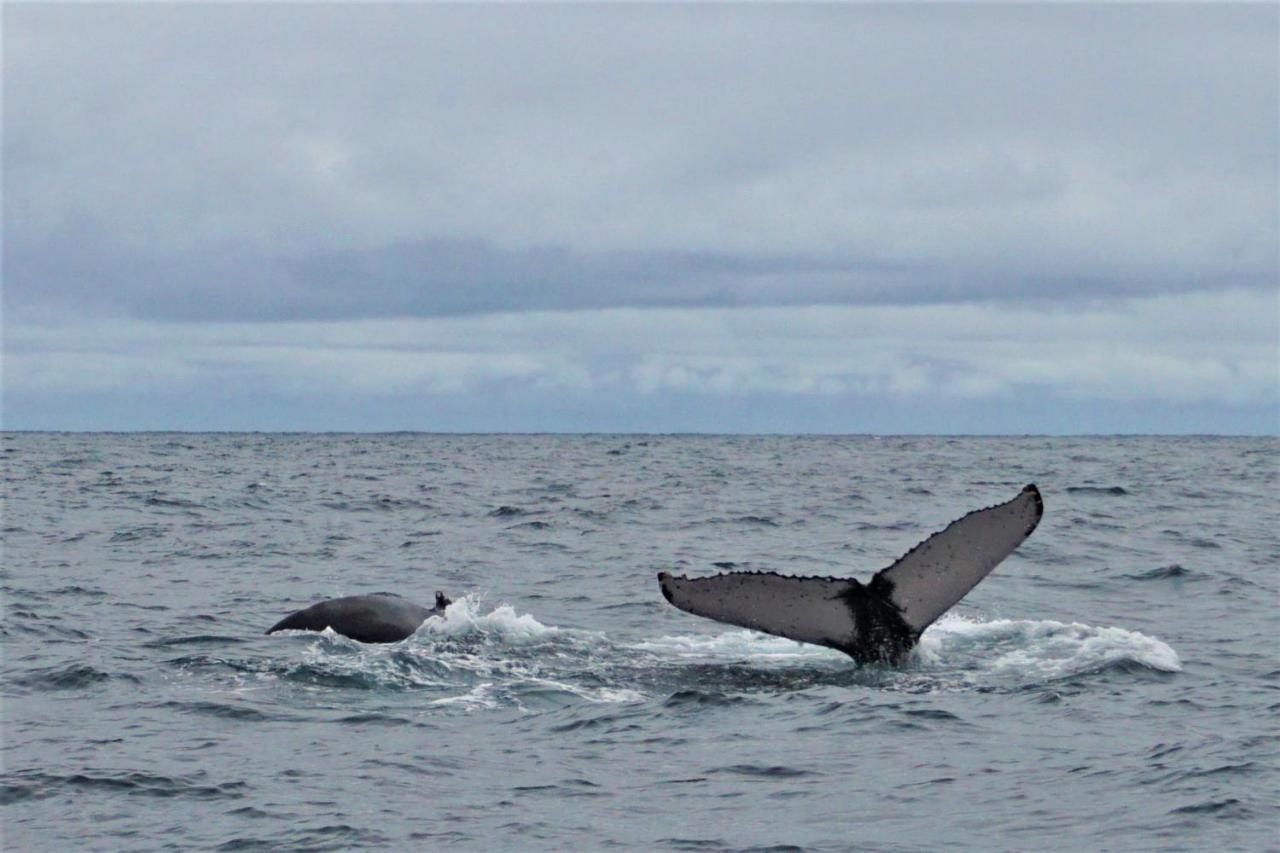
[266,593,436,643]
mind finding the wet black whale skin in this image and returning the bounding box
[266,593,449,643]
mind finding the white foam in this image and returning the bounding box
[634,617,1180,686]
[589,686,648,703]
[523,676,647,705]
[917,614,1182,679]
[285,603,1180,700]
[415,594,560,644]
[293,629,455,689]
[633,630,846,662]
[429,682,499,710]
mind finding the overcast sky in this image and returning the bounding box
[4,4,1277,433]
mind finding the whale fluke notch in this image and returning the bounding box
[657,484,1044,664]
[266,592,449,644]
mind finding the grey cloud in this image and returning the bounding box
[3,3,1277,434]
[11,226,1263,324]
[7,226,914,321]
[6,4,1276,300]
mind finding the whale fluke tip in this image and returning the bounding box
[1022,484,1044,526]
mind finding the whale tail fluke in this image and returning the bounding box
[658,571,864,651]
[871,483,1042,635]
[657,485,1044,662]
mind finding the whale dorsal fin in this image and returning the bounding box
[657,485,1043,659]
[872,484,1042,634]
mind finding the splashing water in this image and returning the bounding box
[916,614,1182,683]
[414,593,564,644]
[281,595,1185,704]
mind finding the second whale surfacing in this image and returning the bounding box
[266,591,452,643]
[658,484,1044,664]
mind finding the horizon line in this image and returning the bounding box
[2,429,1275,439]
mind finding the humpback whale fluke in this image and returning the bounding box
[266,591,452,644]
[657,484,1044,664]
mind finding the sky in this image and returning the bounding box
[4,3,1277,434]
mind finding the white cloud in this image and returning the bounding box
[7,290,1275,409]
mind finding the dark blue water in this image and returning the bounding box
[3,434,1277,850]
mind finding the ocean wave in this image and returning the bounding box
[143,634,245,648]
[710,764,813,778]
[1124,564,1200,581]
[152,700,290,723]
[108,525,166,542]
[1,769,247,804]
[12,663,139,691]
[661,689,761,709]
[143,493,204,509]
[1066,485,1130,495]
[1168,797,1250,817]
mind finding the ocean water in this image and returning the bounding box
[2,433,1276,851]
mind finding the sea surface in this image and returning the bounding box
[2,433,1277,851]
